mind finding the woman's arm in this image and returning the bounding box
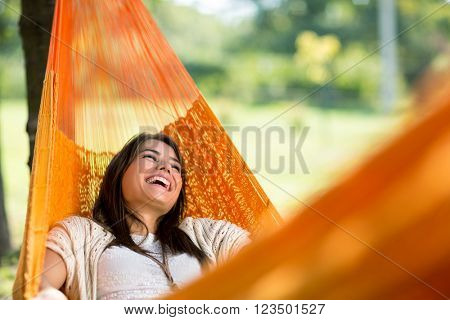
[33,248,68,299]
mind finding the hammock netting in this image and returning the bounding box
[13,0,450,299]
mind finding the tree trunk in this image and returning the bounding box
[2,0,55,257]
[19,0,55,170]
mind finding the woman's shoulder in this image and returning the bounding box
[50,215,107,238]
[179,216,224,230]
[179,216,250,237]
[179,216,251,264]
[52,215,92,228]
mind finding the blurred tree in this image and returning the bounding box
[0,0,20,257]
[237,0,449,107]
[245,0,448,68]
[294,31,341,85]
[20,0,55,170]
[0,0,21,52]
[0,147,10,258]
[0,0,25,99]
[147,1,229,96]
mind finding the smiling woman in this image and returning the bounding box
[33,132,251,300]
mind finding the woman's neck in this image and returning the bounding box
[127,212,159,235]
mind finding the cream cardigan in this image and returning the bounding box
[45,216,251,300]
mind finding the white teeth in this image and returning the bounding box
[145,176,170,190]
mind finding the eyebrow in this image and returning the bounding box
[140,148,181,164]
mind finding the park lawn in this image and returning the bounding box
[0,99,28,298]
[0,98,410,298]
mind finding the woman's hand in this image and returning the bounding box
[33,248,68,299]
[32,287,68,300]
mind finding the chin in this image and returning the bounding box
[144,193,176,211]
[147,191,174,202]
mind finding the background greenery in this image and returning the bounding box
[0,0,448,297]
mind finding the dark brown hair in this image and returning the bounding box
[92,132,209,265]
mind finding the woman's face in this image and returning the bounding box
[122,139,183,216]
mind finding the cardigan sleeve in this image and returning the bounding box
[179,217,252,265]
[45,216,89,298]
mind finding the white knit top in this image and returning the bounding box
[96,233,203,299]
[45,216,251,300]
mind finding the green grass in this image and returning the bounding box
[0,99,29,248]
[0,99,28,299]
[0,98,411,299]
[0,249,19,299]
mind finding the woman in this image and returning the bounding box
[34,132,251,300]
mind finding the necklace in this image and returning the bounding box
[142,242,178,290]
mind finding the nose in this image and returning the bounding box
[156,160,172,173]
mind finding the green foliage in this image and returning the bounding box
[0,0,21,54]
[294,31,341,85]
[396,0,450,81]
[0,0,24,99]
[220,52,298,103]
[0,248,19,299]
[0,52,26,98]
[332,43,382,102]
[149,1,230,65]
[144,0,448,110]
[0,0,448,105]
[292,31,386,108]
[246,0,449,86]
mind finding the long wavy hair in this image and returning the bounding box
[92,132,209,265]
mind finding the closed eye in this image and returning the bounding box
[143,154,157,161]
[143,154,181,172]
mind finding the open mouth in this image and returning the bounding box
[145,176,171,191]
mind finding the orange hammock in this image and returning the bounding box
[14,0,450,300]
[13,0,282,299]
